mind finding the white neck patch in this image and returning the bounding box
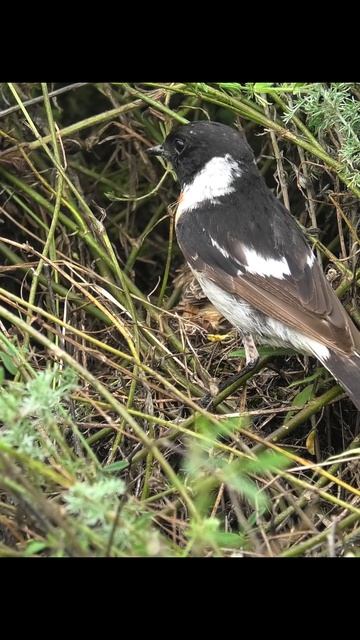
[177,154,242,218]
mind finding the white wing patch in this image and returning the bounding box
[242,247,291,279]
[307,252,316,267]
[210,236,229,259]
[177,154,242,217]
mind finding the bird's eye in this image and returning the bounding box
[174,138,185,154]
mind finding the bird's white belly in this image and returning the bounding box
[195,272,263,335]
[194,272,330,360]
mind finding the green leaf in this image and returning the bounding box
[285,384,315,422]
[194,414,250,443]
[252,83,276,92]
[228,346,293,358]
[217,83,243,92]
[188,517,221,546]
[23,540,48,555]
[103,460,129,473]
[220,466,269,510]
[214,531,246,549]
[228,348,246,358]
[232,476,269,510]
[242,450,290,474]
[287,369,323,388]
[0,351,17,375]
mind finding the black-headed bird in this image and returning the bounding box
[148,121,360,410]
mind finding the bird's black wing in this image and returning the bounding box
[176,189,360,355]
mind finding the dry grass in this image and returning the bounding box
[0,82,360,557]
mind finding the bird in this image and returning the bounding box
[147,120,360,410]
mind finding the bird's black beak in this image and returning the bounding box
[146,144,165,157]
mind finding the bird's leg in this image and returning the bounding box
[243,334,260,369]
[200,334,260,409]
[217,334,260,392]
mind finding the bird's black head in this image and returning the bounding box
[147,121,255,186]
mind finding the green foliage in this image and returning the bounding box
[184,415,291,548]
[0,82,359,557]
[0,351,17,375]
[0,330,24,376]
[217,82,310,95]
[0,368,77,459]
[228,346,292,358]
[64,477,125,526]
[187,517,246,554]
[285,384,315,422]
[0,367,175,556]
[285,83,360,188]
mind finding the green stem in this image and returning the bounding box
[157,214,174,306]
[280,512,359,557]
[252,385,344,453]
[0,98,144,156]
[0,303,200,521]
[23,84,64,357]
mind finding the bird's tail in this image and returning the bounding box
[319,350,360,410]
